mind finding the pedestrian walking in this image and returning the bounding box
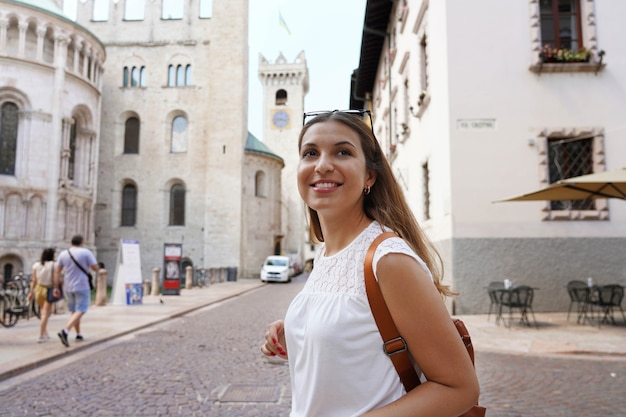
[261,110,479,416]
[52,235,98,347]
[27,248,56,342]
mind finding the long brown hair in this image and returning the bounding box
[298,111,454,297]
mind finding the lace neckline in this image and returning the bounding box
[320,220,377,260]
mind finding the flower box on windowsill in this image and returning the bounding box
[530,47,606,74]
[529,61,606,74]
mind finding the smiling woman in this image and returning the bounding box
[261,110,480,416]
[297,114,375,232]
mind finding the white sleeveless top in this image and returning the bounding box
[284,221,431,417]
[33,261,55,287]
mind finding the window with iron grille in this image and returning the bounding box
[548,136,594,210]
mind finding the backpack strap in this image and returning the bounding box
[364,232,421,392]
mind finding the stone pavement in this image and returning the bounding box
[0,280,265,382]
[1,279,625,383]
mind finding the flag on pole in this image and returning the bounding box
[279,11,291,36]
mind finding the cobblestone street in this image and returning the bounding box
[0,275,625,416]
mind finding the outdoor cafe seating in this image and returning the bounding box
[487,281,538,328]
[565,280,625,326]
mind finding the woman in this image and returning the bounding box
[261,110,479,416]
[28,248,57,343]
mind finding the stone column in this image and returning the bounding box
[185,266,193,289]
[36,26,46,61]
[0,18,8,54]
[73,39,82,74]
[17,21,27,58]
[95,269,107,306]
[151,267,160,296]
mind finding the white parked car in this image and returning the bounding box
[260,255,291,283]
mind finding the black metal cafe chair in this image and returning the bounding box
[589,284,626,325]
[487,281,505,321]
[566,280,591,324]
[498,285,537,328]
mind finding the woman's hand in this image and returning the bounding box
[260,320,288,359]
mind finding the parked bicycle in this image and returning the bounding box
[0,274,40,328]
[195,267,209,288]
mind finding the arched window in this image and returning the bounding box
[168,65,175,87]
[42,27,54,64]
[24,23,37,60]
[169,184,185,225]
[140,67,146,87]
[168,63,191,87]
[185,65,192,86]
[3,264,13,281]
[124,117,140,154]
[68,123,76,180]
[255,171,266,197]
[171,115,188,153]
[131,67,139,87]
[121,184,137,226]
[275,89,287,105]
[0,102,19,175]
[176,65,184,86]
[125,66,145,87]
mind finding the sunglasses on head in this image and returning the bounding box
[302,109,372,128]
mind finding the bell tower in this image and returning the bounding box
[258,51,309,262]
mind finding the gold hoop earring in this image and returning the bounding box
[363,186,371,195]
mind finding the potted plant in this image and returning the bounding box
[539,44,591,63]
[417,91,427,106]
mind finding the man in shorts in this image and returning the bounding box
[52,235,99,347]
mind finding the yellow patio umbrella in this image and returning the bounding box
[497,167,626,202]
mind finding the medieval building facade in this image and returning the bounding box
[0,0,288,282]
[0,0,104,280]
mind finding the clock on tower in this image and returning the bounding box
[272,109,291,129]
